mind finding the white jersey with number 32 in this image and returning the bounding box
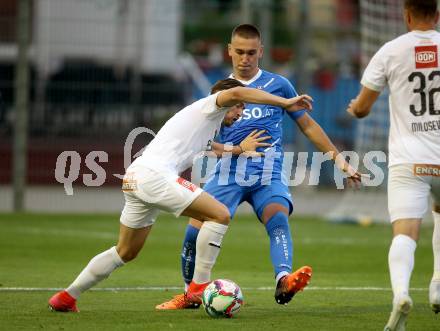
[361,30,440,167]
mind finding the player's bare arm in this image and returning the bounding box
[210,129,271,157]
[346,86,380,118]
[216,86,312,111]
[296,113,362,186]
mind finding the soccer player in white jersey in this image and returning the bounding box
[47,78,312,312]
[347,1,440,330]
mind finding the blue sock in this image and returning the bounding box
[181,224,199,286]
[265,212,293,280]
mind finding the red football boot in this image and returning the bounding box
[275,265,313,305]
[186,281,210,305]
[48,290,79,312]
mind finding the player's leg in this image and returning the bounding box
[262,199,312,305]
[133,170,233,302]
[181,190,246,302]
[66,223,151,296]
[156,180,243,309]
[260,198,292,283]
[181,218,203,290]
[178,192,230,302]
[249,182,295,282]
[116,223,152,262]
[127,167,232,287]
[155,218,202,310]
[49,223,152,312]
[180,191,230,223]
[389,218,421,299]
[384,164,429,330]
[179,182,242,281]
[165,174,246,304]
[249,182,312,305]
[384,218,419,331]
[48,168,159,312]
[429,180,440,313]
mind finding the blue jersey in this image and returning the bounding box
[216,70,306,181]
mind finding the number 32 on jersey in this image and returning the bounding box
[409,45,440,116]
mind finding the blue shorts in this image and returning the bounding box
[203,173,293,220]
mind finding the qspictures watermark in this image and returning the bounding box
[54,127,387,195]
[54,127,154,195]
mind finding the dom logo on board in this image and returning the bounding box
[415,45,438,69]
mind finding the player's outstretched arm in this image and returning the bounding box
[346,86,380,118]
[296,113,362,187]
[217,86,312,111]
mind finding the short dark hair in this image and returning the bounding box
[231,24,261,41]
[210,78,245,94]
[405,0,438,18]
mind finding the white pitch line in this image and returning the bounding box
[0,286,428,292]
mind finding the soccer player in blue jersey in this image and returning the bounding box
[157,24,361,309]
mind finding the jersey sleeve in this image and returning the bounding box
[281,76,307,121]
[200,92,222,117]
[361,45,388,92]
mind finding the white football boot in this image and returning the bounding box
[429,279,440,314]
[384,295,413,331]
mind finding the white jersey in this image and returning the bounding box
[361,30,440,167]
[136,92,225,173]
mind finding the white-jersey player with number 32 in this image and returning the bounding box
[347,1,440,330]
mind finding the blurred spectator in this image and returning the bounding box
[0,90,5,126]
[336,0,358,28]
[314,66,336,90]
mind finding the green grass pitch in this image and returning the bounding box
[0,213,438,330]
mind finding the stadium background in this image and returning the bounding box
[1,0,394,218]
[1,1,439,330]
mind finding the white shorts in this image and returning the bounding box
[388,164,440,223]
[120,162,203,229]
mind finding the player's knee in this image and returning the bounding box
[261,204,289,224]
[189,218,203,229]
[214,205,231,225]
[392,219,421,241]
[117,246,140,262]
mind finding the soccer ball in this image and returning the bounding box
[202,279,243,318]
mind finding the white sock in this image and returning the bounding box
[193,221,228,284]
[388,234,417,302]
[66,246,125,299]
[433,211,440,280]
[275,271,289,285]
